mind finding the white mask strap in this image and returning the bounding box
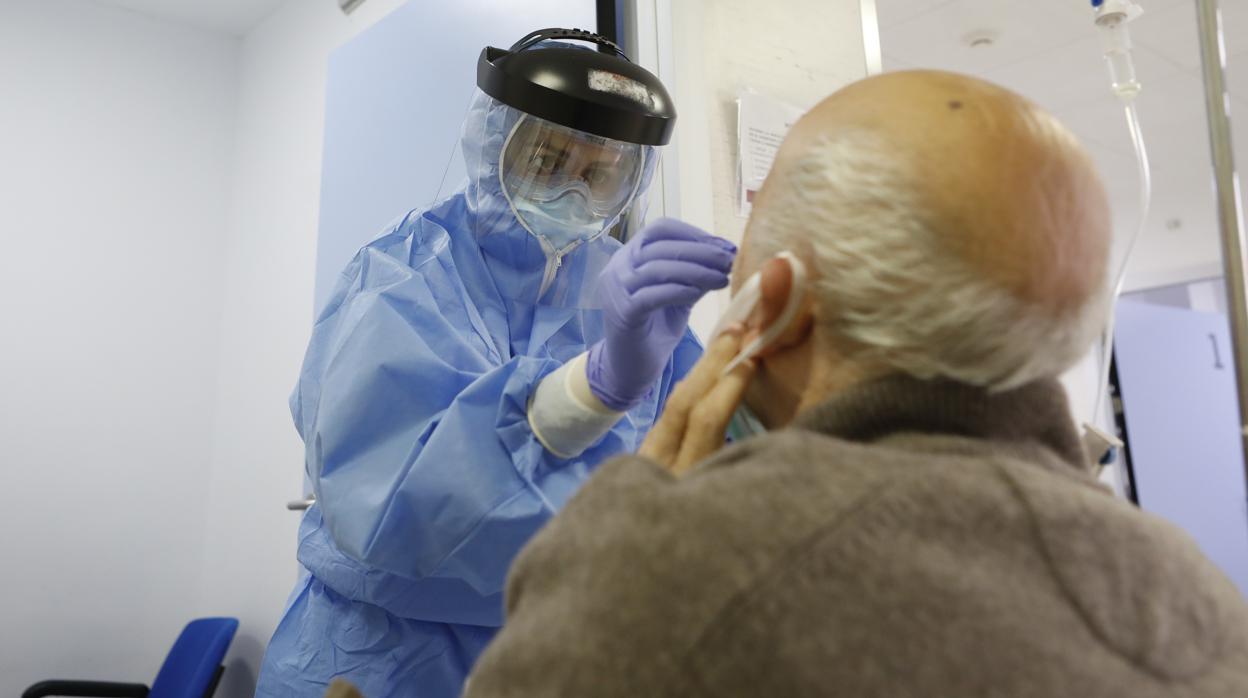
[714,251,808,375]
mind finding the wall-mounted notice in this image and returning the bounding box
[737,91,805,217]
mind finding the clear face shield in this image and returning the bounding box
[458,32,673,309]
[500,116,645,254]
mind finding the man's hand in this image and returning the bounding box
[639,326,757,476]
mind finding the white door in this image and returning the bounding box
[1115,299,1248,597]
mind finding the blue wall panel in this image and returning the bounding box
[316,0,597,312]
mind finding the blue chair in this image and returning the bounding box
[23,617,239,698]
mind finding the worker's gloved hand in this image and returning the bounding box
[587,218,736,412]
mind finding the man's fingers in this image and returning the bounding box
[666,328,745,412]
[672,358,757,474]
[639,329,745,466]
[637,414,681,465]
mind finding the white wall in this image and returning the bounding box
[646,0,868,338]
[683,0,867,245]
[0,1,409,694]
[0,0,237,692]
[194,1,407,695]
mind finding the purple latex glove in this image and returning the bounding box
[587,218,736,412]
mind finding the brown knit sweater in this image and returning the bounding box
[463,376,1248,697]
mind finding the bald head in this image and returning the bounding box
[755,70,1110,312]
[742,70,1112,394]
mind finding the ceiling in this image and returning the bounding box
[89,0,287,36]
[878,0,1248,289]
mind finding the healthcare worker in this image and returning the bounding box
[255,29,734,697]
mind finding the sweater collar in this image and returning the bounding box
[795,375,1088,473]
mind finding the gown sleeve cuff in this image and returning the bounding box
[528,352,624,459]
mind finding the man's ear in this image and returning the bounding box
[744,256,814,357]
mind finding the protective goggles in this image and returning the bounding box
[500,116,643,221]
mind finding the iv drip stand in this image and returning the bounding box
[1196,0,1248,479]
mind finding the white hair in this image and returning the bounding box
[750,132,1109,391]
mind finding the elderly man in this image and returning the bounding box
[463,70,1248,697]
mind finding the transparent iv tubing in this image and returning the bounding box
[1092,100,1152,427]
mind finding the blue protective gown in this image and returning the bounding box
[255,92,700,697]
